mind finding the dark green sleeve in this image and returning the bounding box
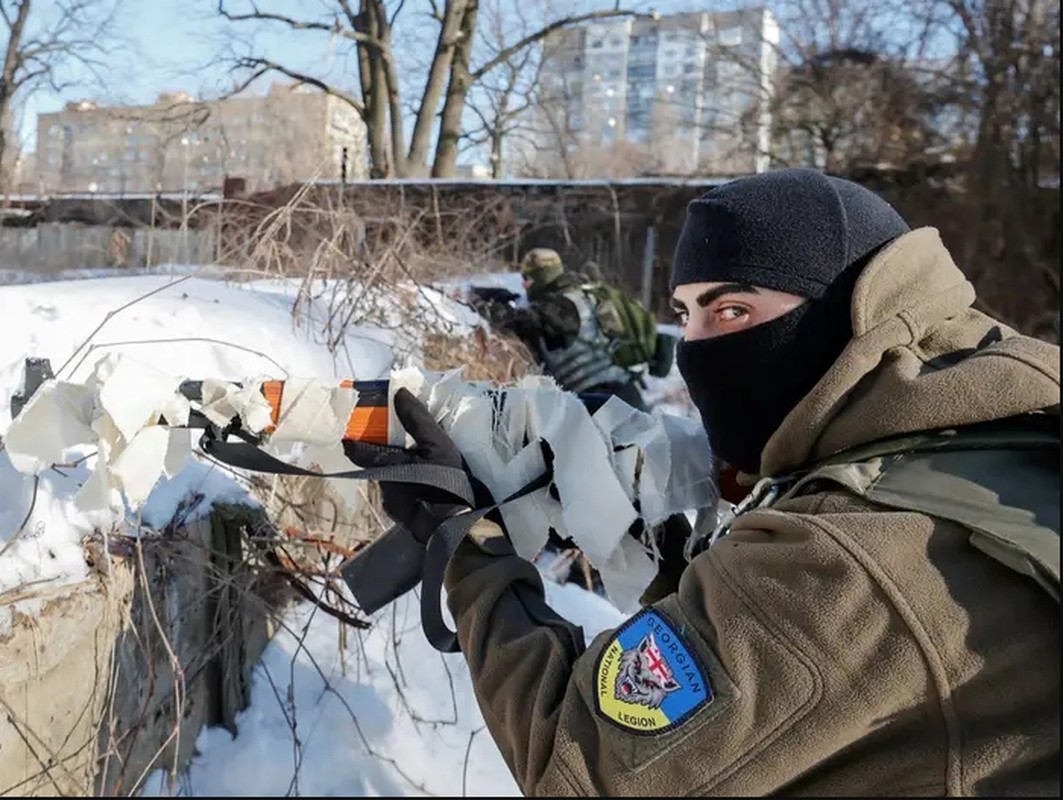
[494,296,580,350]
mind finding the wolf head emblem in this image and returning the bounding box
[614,632,680,709]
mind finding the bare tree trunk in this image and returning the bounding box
[489,129,504,178]
[360,0,391,178]
[0,0,34,192]
[431,0,479,178]
[405,0,468,177]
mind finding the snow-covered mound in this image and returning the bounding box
[0,271,636,797]
[0,277,387,618]
[140,580,625,797]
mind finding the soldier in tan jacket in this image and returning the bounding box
[356,169,1061,796]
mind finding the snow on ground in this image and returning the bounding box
[0,268,637,796]
[140,579,625,798]
[0,271,474,624]
[0,278,343,608]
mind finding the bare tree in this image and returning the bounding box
[772,48,940,174]
[688,1,944,176]
[461,0,549,178]
[0,0,121,191]
[216,0,640,180]
[929,0,1060,331]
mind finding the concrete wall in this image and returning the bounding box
[0,506,282,797]
[0,569,135,797]
[0,466,377,797]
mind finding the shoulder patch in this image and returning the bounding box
[593,608,713,735]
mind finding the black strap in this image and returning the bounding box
[198,428,552,653]
[419,471,552,652]
[201,435,477,507]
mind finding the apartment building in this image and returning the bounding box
[529,7,780,176]
[34,82,368,194]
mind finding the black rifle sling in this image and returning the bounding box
[199,433,551,653]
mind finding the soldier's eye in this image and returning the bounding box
[718,305,749,322]
[672,308,689,326]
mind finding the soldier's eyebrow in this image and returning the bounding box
[671,283,759,312]
[695,283,759,307]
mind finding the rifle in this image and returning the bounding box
[185,376,618,649]
[466,285,521,309]
[10,358,613,651]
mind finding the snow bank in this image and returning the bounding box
[0,275,394,628]
[140,575,625,798]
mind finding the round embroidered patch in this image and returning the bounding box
[593,608,713,735]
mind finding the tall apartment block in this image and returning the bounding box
[34,82,368,194]
[534,7,779,176]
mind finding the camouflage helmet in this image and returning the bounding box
[520,248,565,286]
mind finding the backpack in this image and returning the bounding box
[770,414,1060,602]
[581,283,676,378]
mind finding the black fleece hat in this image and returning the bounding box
[670,168,910,295]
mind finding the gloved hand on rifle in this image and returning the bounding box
[343,388,504,547]
[466,286,521,326]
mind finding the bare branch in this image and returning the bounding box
[231,55,364,114]
[472,8,640,81]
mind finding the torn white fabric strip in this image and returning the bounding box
[111,425,172,506]
[94,353,185,443]
[3,380,97,474]
[164,429,193,479]
[269,378,358,446]
[199,377,275,434]
[299,442,365,516]
[525,388,637,566]
[598,534,659,614]
[75,459,119,513]
[660,413,717,517]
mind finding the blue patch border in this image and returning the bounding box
[592,607,714,737]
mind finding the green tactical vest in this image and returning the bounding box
[721,414,1060,602]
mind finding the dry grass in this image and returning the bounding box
[422,326,539,384]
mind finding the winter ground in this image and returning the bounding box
[0,268,694,796]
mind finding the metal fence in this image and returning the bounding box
[0,223,217,274]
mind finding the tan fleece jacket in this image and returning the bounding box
[444,227,1061,797]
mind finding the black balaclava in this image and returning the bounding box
[672,168,910,476]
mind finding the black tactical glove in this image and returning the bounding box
[343,388,472,542]
[639,512,693,606]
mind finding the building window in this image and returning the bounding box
[591,39,603,48]
[627,63,656,80]
[665,31,679,42]
[717,61,744,86]
[719,27,743,46]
